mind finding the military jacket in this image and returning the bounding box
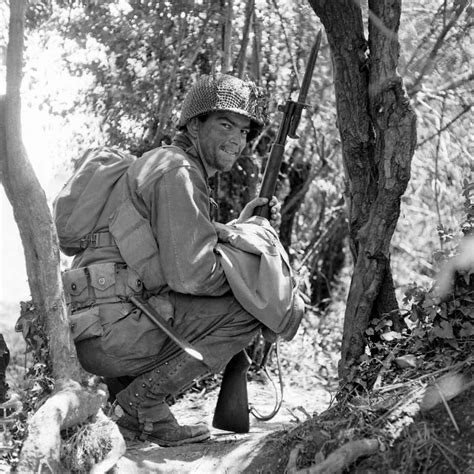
[72,133,229,297]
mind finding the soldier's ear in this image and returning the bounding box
[186,117,200,138]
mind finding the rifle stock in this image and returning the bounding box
[212,31,322,433]
[212,350,251,433]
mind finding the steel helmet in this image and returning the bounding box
[178,74,267,137]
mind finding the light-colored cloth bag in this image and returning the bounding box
[215,217,304,341]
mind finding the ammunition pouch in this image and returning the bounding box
[62,262,144,311]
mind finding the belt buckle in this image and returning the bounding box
[79,236,89,249]
[79,233,97,249]
[89,233,98,247]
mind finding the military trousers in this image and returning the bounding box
[75,291,261,378]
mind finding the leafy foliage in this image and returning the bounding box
[340,173,474,394]
[353,245,473,394]
[50,1,228,154]
[2,301,54,469]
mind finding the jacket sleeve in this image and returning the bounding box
[139,165,230,296]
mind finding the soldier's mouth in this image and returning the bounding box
[220,147,238,158]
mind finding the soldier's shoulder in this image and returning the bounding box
[141,145,196,171]
[130,146,200,190]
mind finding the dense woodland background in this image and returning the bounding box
[0,0,472,472]
[1,0,471,293]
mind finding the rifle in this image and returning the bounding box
[212,30,322,433]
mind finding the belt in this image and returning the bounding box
[79,231,117,250]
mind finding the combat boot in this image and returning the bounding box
[111,400,210,446]
[114,353,210,446]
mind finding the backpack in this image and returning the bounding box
[53,147,136,256]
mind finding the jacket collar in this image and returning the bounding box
[172,132,214,180]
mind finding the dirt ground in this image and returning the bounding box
[113,368,474,474]
[114,378,332,473]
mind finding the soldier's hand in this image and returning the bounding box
[235,196,281,228]
[268,196,281,229]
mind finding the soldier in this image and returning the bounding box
[65,74,282,446]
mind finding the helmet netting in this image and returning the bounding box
[178,74,266,129]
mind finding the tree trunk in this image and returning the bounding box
[1,1,118,470]
[3,0,80,383]
[308,0,416,378]
[221,0,234,73]
[251,11,262,82]
[234,0,254,78]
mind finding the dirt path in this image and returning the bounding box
[114,379,331,473]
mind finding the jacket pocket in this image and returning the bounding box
[70,306,103,342]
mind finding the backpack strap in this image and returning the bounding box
[79,231,117,250]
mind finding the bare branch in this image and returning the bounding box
[409,0,469,94]
[269,0,300,85]
[403,2,447,74]
[417,104,472,148]
[438,71,474,93]
[434,95,447,241]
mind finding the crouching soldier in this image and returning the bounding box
[55,74,302,446]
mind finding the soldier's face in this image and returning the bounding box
[196,112,250,174]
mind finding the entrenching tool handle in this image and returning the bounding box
[130,296,204,361]
[212,350,252,433]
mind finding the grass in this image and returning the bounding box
[61,416,115,472]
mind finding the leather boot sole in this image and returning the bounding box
[118,424,211,447]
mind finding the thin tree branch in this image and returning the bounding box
[434,95,446,244]
[438,71,474,93]
[417,104,472,148]
[409,0,469,93]
[269,0,300,86]
[402,2,445,74]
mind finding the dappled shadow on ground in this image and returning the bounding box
[117,430,274,473]
[114,379,332,473]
